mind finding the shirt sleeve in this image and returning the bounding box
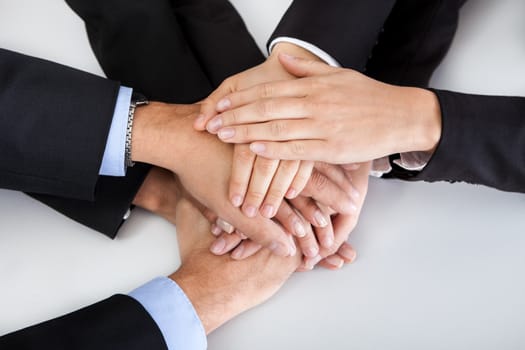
[271,37,434,176]
[128,277,207,350]
[99,86,132,177]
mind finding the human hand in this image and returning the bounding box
[212,162,363,263]
[170,198,302,334]
[130,102,296,257]
[194,43,324,221]
[206,54,442,164]
[302,162,372,270]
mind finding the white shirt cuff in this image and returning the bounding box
[269,37,342,67]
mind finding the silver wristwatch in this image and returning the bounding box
[125,92,149,169]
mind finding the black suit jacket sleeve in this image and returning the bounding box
[403,90,525,193]
[0,48,119,201]
[269,0,396,70]
[0,295,168,350]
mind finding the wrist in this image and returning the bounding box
[131,102,196,172]
[397,87,442,154]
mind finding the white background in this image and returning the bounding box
[1,0,525,349]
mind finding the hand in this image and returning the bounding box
[195,43,324,221]
[132,167,182,225]
[206,54,442,164]
[229,144,314,219]
[302,162,372,270]
[130,102,296,257]
[212,162,363,262]
[170,198,302,334]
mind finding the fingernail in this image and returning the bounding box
[236,230,248,240]
[231,195,243,207]
[231,245,245,260]
[351,188,361,200]
[304,245,319,258]
[286,188,297,199]
[216,218,235,234]
[325,256,344,269]
[269,241,290,257]
[211,224,222,236]
[210,238,226,255]
[314,211,329,227]
[250,143,266,154]
[195,114,205,128]
[261,204,275,218]
[218,127,235,140]
[217,98,231,111]
[206,117,223,133]
[339,245,357,262]
[305,255,322,270]
[321,235,334,249]
[293,221,306,237]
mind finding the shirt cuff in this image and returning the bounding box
[129,277,207,350]
[269,37,342,67]
[99,86,133,177]
[371,152,433,177]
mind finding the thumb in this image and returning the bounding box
[278,53,335,78]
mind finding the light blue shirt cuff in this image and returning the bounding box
[129,277,207,350]
[99,86,133,176]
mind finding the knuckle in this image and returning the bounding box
[260,83,274,98]
[270,121,286,138]
[255,158,278,175]
[290,142,306,156]
[310,171,329,191]
[257,99,274,117]
[246,190,266,203]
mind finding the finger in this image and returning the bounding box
[217,119,317,144]
[279,53,336,78]
[249,140,329,162]
[216,217,235,234]
[209,231,243,255]
[261,160,300,218]
[275,201,319,257]
[318,213,357,259]
[315,162,360,200]
[319,255,345,270]
[289,197,334,250]
[216,79,313,114]
[289,196,330,229]
[301,254,323,271]
[195,77,235,130]
[301,169,357,215]
[231,240,263,260]
[336,242,358,263]
[274,199,309,238]
[201,208,218,224]
[208,97,309,133]
[242,157,280,218]
[342,163,361,171]
[286,161,314,199]
[229,144,257,207]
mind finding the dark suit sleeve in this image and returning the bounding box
[0,48,119,201]
[400,90,525,193]
[269,0,396,70]
[0,295,168,350]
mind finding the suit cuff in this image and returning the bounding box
[129,277,207,350]
[99,86,132,176]
[269,37,341,67]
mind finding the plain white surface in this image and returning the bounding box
[1,0,525,349]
